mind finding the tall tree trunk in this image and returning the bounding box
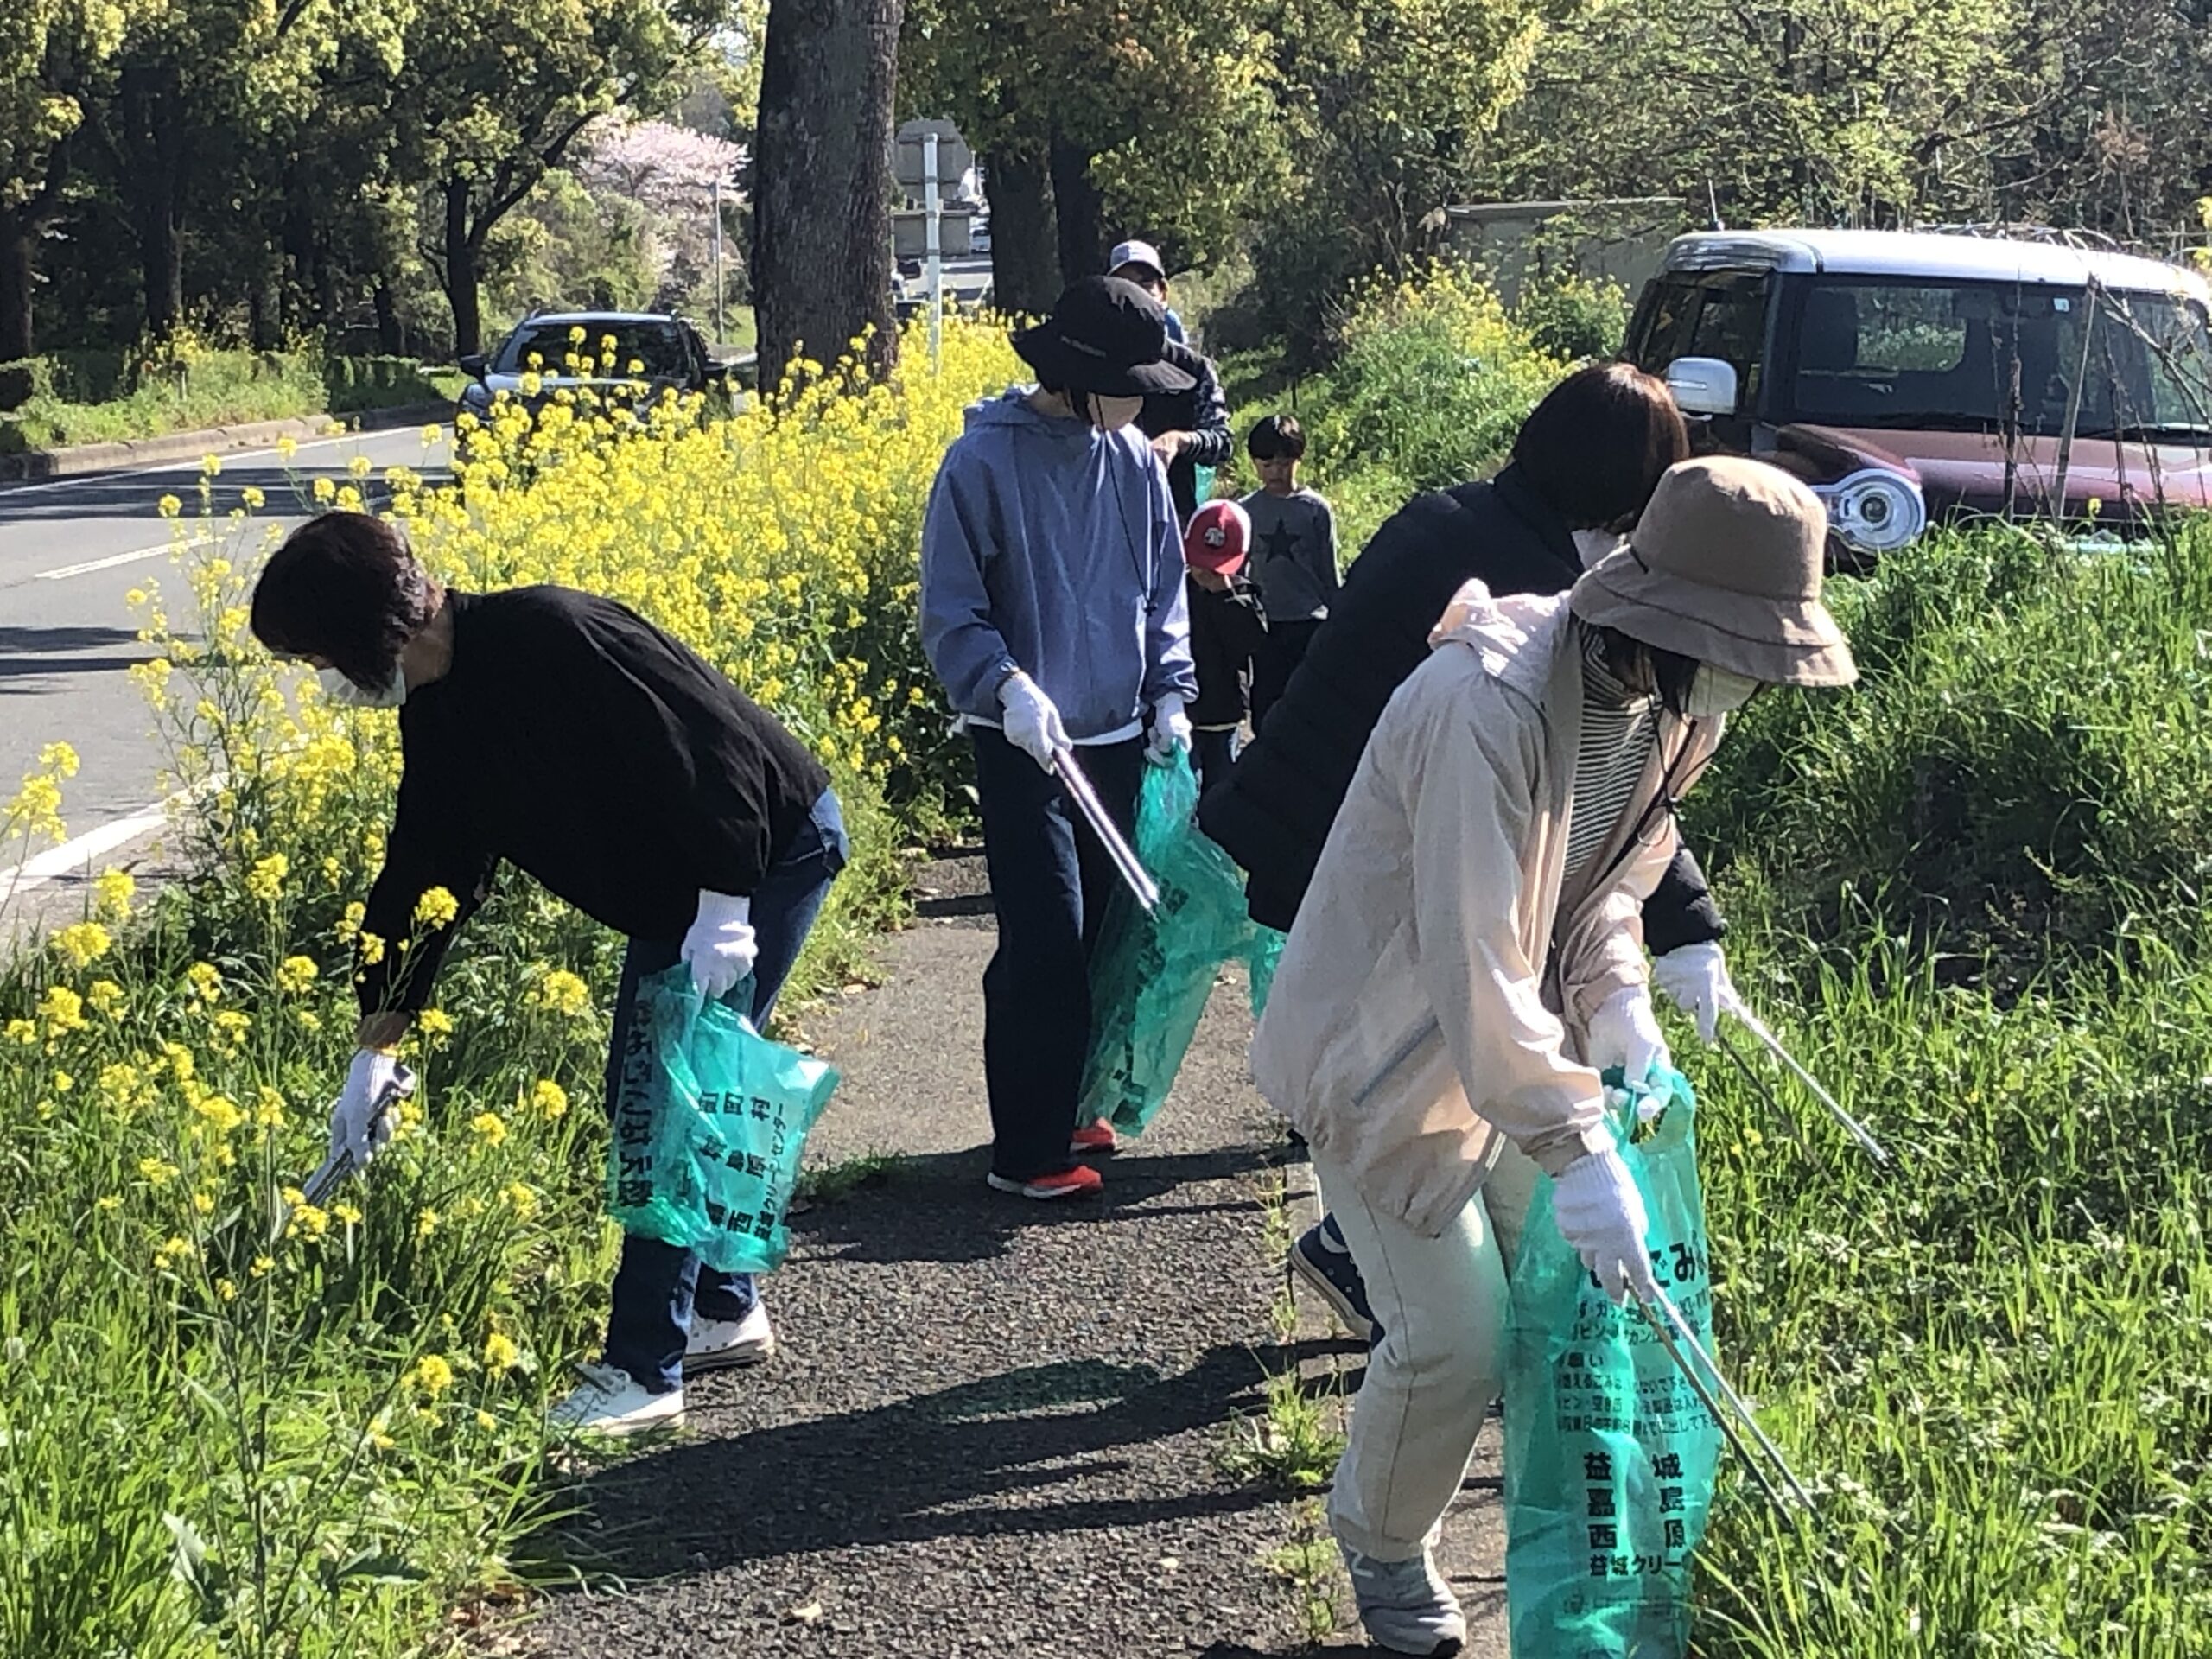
[119,61,188,339]
[443,181,485,359]
[0,213,35,363]
[752,0,905,392]
[984,143,1058,316]
[1047,129,1106,287]
[373,278,405,356]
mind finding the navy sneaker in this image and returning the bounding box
[1288,1213,1381,1344]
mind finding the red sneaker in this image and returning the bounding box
[1070,1120,1117,1157]
[986,1166,1105,1201]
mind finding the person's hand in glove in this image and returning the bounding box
[997,671,1069,770]
[1586,985,1669,1087]
[327,1048,404,1172]
[1649,940,1741,1044]
[1145,694,1192,765]
[1552,1144,1662,1305]
[683,890,757,1000]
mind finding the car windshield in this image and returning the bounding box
[496,320,690,378]
[1782,277,2212,442]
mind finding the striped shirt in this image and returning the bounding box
[1561,624,1658,889]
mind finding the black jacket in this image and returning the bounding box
[358,585,830,1013]
[1197,463,1726,946]
[1186,573,1268,728]
[1139,341,1233,524]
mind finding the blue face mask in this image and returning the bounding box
[318,664,407,709]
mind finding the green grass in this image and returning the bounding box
[0,347,447,454]
[1673,527,2212,1655]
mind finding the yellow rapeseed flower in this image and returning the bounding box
[139,1156,179,1185]
[39,741,79,779]
[483,1331,522,1373]
[276,435,299,461]
[52,922,111,968]
[4,1019,35,1046]
[412,887,459,930]
[185,962,222,1001]
[533,969,591,1018]
[153,1236,197,1271]
[241,486,265,511]
[531,1079,569,1119]
[276,955,319,994]
[157,494,183,518]
[417,1007,454,1039]
[86,980,124,1018]
[39,985,86,1033]
[468,1111,508,1147]
[407,1354,456,1396]
[246,853,289,902]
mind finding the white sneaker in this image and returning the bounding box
[547,1361,685,1437]
[684,1300,777,1375]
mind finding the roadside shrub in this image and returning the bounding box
[1513,270,1629,361]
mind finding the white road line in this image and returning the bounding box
[0,802,171,906]
[35,535,213,582]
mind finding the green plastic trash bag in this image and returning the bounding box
[1079,750,1256,1135]
[1192,462,1217,510]
[607,966,840,1274]
[1249,925,1287,1018]
[1503,1065,1720,1658]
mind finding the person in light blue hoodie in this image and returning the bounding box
[921,276,1199,1200]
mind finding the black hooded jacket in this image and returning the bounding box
[1197,462,1728,944]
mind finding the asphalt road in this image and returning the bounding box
[0,424,453,840]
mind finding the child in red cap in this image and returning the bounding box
[1182,500,1268,791]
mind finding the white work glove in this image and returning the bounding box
[1145,694,1192,765]
[1649,940,1741,1045]
[682,890,757,1001]
[327,1048,403,1172]
[1552,1145,1662,1305]
[1585,986,1669,1089]
[997,672,1069,771]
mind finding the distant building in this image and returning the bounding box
[1441,199,1693,307]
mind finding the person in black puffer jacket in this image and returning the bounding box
[1138,339,1234,525]
[1200,362,1741,1339]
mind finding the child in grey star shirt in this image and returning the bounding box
[1240,414,1339,726]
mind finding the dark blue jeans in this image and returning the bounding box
[969,729,1144,1181]
[601,788,848,1391]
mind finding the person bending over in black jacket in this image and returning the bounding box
[1199,362,1741,1338]
[251,513,847,1440]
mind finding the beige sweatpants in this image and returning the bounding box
[1312,1142,1543,1560]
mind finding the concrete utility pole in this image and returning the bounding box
[924,129,943,370]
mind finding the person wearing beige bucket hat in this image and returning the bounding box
[1247,454,1853,1656]
[1572,454,1859,692]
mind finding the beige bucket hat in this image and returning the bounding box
[1569,455,1857,687]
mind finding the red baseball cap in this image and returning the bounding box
[1184,500,1251,575]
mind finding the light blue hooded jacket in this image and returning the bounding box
[921,388,1196,743]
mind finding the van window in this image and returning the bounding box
[1634,271,1770,409]
[1783,277,2212,441]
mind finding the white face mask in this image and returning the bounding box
[1685,664,1761,720]
[1090,393,1145,432]
[318,664,407,709]
[1572,528,1624,570]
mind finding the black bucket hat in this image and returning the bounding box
[1012,276,1194,397]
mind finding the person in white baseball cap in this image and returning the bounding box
[1109,238,1186,342]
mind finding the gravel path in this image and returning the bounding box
[522,849,1509,1657]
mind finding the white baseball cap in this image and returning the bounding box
[1107,239,1166,281]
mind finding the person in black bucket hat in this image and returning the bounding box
[920,276,1200,1200]
[1010,275,1196,406]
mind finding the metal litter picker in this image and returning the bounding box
[1052,744,1158,912]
